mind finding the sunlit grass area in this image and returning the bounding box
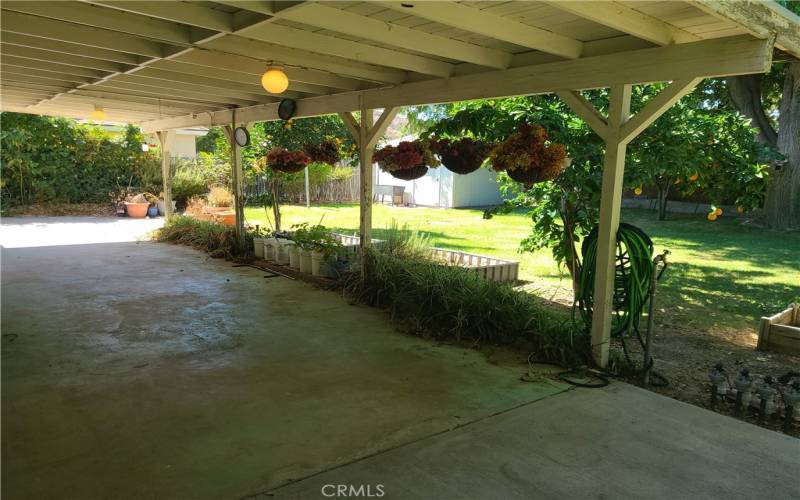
[244,203,800,336]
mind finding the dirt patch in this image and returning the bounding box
[5,203,115,217]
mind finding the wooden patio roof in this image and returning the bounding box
[1,1,797,128]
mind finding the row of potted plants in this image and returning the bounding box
[253,223,347,278]
[371,123,570,185]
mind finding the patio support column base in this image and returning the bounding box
[156,130,175,222]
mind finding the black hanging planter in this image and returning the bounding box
[271,162,307,174]
[506,167,548,184]
[389,165,428,181]
[441,158,482,175]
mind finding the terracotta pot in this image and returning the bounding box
[389,165,428,181]
[124,202,150,218]
[216,212,235,226]
[204,206,232,214]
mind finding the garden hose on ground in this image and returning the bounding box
[574,223,669,387]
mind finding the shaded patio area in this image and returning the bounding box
[1,218,564,499]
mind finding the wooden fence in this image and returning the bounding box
[244,169,360,204]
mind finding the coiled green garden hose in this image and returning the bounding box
[575,223,668,386]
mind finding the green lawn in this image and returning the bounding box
[244,203,800,337]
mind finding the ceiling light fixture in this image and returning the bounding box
[91,105,106,121]
[261,64,289,94]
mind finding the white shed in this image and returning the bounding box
[374,136,503,208]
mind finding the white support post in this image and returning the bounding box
[155,130,175,221]
[304,166,310,208]
[358,105,374,256]
[591,84,632,368]
[223,119,247,252]
[339,106,397,272]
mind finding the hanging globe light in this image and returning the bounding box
[261,65,289,94]
[91,105,106,121]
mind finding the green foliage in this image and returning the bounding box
[343,249,586,364]
[195,127,224,154]
[625,84,775,214]
[0,112,159,206]
[377,220,432,261]
[291,222,341,255]
[153,215,251,259]
[171,154,231,205]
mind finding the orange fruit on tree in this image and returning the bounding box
[715,208,723,216]
[689,173,699,182]
[737,206,745,214]
[707,213,717,221]
[634,186,643,195]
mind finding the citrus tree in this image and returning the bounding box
[625,84,774,220]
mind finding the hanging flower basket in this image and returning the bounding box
[489,123,568,185]
[267,147,310,173]
[390,165,429,180]
[303,140,340,165]
[372,140,439,181]
[429,137,492,175]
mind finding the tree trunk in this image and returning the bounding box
[728,63,800,229]
[271,177,282,232]
[656,181,670,221]
[763,62,800,230]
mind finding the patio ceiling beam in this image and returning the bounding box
[139,35,772,133]
[123,67,308,99]
[104,74,278,103]
[2,1,204,46]
[90,81,262,108]
[544,1,700,46]
[202,36,407,85]
[1,66,94,86]
[2,56,111,80]
[82,0,264,35]
[170,51,371,91]
[234,22,455,77]
[47,94,212,115]
[0,45,130,73]
[382,1,584,59]
[144,60,333,96]
[2,82,74,94]
[692,0,800,58]
[271,3,512,69]
[0,32,145,66]
[66,89,230,110]
[0,11,171,58]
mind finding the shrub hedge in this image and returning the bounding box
[343,249,589,365]
[153,216,251,260]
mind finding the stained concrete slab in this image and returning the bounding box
[1,218,565,499]
[269,384,800,500]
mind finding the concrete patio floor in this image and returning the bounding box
[2,217,798,500]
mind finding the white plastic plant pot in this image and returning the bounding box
[263,237,278,261]
[157,200,177,216]
[311,251,324,276]
[299,249,313,274]
[275,238,291,265]
[287,243,300,269]
[253,237,265,259]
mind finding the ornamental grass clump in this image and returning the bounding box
[372,140,440,180]
[429,137,492,175]
[267,147,311,173]
[490,123,568,184]
[343,249,588,365]
[154,215,250,260]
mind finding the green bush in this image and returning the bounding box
[343,249,588,364]
[0,113,160,206]
[153,215,251,260]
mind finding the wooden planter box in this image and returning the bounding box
[757,304,800,355]
[333,234,519,283]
